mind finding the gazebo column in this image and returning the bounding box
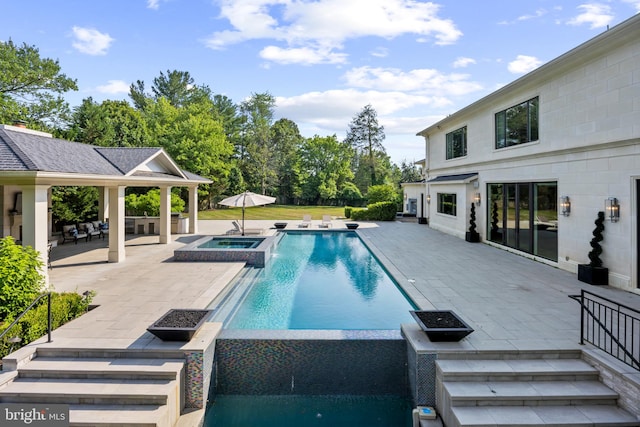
[159,186,171,244]
[98,187,109,222]
[107,186,126,263]
[21,185,50,282]
[188,186,198,234]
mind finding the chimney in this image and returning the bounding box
[12,120,27,128]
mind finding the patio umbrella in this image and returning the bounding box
[218,191,276,235]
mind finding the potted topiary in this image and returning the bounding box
[577,211,608,286]
[465,203,480,242]
[490,201,501,241]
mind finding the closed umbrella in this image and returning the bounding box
[218,191,276,235]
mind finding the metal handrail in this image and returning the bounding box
[569,289,639,371]
[0,292,52,345]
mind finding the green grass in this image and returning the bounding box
[198,205,348,221]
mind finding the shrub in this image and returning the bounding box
[344,206,352,218]
[125,189,185,216]
[0,237,45,322]
[351,201,397,221]
[0,291,95,359]
[366,184,399,204]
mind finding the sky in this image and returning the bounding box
[1,0,639,164]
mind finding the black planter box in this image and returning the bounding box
[346,223,359,230]
[578,264,609,286]
[410,310,474,342]
[147,309,212,341]
[465,232,480,243]
[274,222,288,229]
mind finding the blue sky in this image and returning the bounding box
[2,0,639,163]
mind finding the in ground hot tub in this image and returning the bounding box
[174,235,279,267]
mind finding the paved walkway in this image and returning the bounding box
[45,219,640,352]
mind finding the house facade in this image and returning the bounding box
[417,14,640,293]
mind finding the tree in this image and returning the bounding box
[129,70,210,110]
[239,92,277,194]
[299,135,353,205]
[399,159,423,183]
[0,40,78,128]
[345,104,386,190]
[51,186,99,230]
[271,118,303,203]
[67,98,149,147]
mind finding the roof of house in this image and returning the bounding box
[427,173,478,183]
[0,125,211,185]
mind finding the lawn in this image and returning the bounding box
[198,205,347,221]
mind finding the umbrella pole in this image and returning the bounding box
[242,191,246,236]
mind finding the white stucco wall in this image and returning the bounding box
[419,15,640,292]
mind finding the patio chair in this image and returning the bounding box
[299,215,312,228]
[61,224,88,244]
[227,220,264,235]
[320,215,332,228]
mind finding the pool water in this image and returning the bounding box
[198,237,263,249]
[204,395,413,427]
[224,231,416,329]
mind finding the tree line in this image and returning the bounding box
[1,40,422,215]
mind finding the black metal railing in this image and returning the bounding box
[0,292,52,347]
[569,289,639,371]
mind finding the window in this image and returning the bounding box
[437,193,456,216]
[446,127,467,159]
[495,97,539,149]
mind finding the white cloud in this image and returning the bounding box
[507,55,543,74]
[343,66,483,97]
[567,3,614,29]
[370,47,389,58]
[499,8,548,25]
[147,0,160,9]
[260,45,348,65]
[96,80,130,94]
[452,57,476,68]
[71,26,114,55]
[205,0,462,64]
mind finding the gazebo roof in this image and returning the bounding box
[0,124,211,186]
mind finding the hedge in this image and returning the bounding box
[350,201,397,221]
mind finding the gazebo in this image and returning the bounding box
[0,123,211,281]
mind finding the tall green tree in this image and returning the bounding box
[344,104,386,192]
[67,98,149,147]
[299,135,353,205]
[0,40,77,128]
[144,97,233,207]
[239,92,276,195]
[129,70,210,110]
[271,118,303,203]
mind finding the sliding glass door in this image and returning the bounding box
[488,182,557,261]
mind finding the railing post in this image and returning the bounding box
[579,289,585,345]
[47,291,52,343]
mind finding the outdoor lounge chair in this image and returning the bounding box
[227,220,264,235]
[320,215,332,228]
[61,224,88,244]
[299,215,312,228]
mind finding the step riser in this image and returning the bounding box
[451,398,620,407]
[19,371,177,381]
[36,348,185,360]
[441,373,599,382]
[0,395,167,405]
[436,350,583,361]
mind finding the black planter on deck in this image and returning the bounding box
[410,310,474,342]
[577,264,609,286]
[346,223,359,230]
[147,309,212,341]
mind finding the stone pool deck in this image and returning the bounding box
[10,219,640,425]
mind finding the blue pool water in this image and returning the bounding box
[225,231,416,329]
[204,395,413,427]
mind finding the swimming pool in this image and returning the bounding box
[213,230,416,330]
[198,237,263,249]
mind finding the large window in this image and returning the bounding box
[446,126,467,159]
[437,193,457,216]
[495,97,539,149]
[487,182,557,261]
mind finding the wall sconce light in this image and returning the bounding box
[474,193,481,206]
[559,196,571,216]
[605,197,620,222]
[426,194,431,204]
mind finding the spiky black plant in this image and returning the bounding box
[588,211,605,267]
[468,202,477,234]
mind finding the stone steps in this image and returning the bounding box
[0,350,185,427]
[436,353,639,427]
